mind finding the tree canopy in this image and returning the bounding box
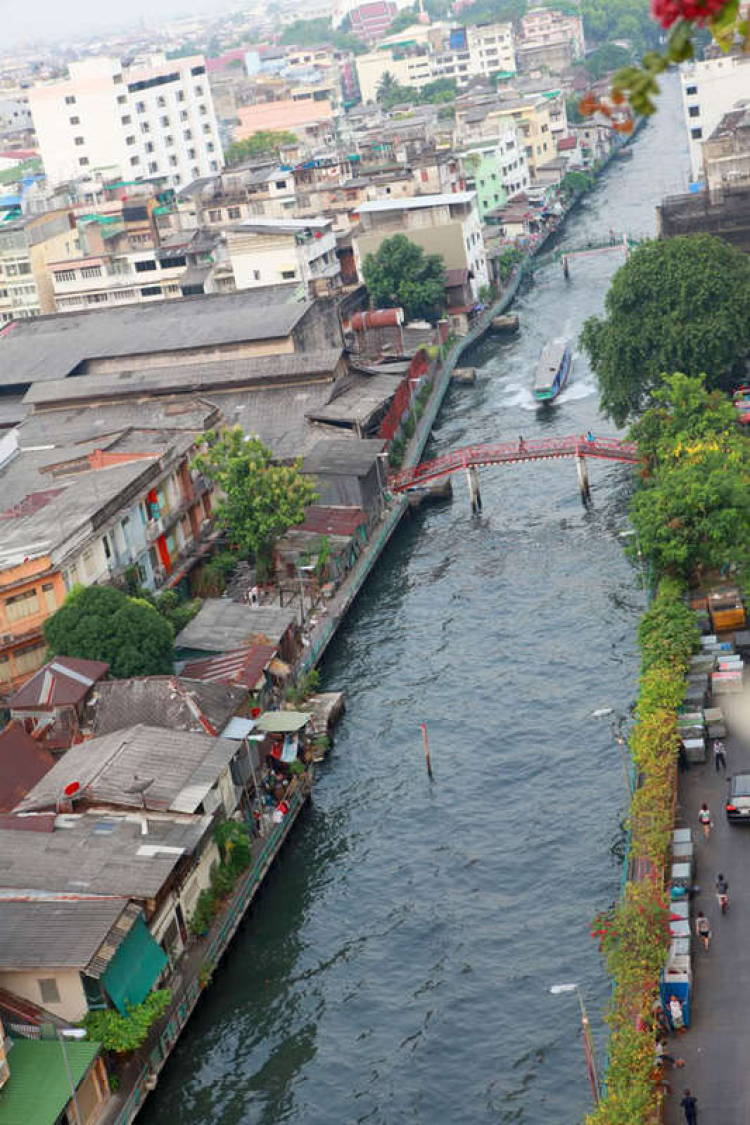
[193,430,318,578]
[43,585,175,678]
[376,73,457,109]
[580,234,750,426]
[224,131,298,166]
[279,17,367,53]
[362,234,446,323]
[578,42,633,79]
[628,373,750,579]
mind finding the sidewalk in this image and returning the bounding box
[665,707,750,1125]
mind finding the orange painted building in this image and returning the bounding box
[0,557,66,694]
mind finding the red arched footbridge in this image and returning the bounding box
[389,435,639,500]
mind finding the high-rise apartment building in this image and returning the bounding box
[29,55,223,188]
[680,52,750,182]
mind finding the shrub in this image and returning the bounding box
[83,990,171,1053]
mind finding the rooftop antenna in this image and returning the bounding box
[125,775,155,809]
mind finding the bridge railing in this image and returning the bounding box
[389,435,638,491]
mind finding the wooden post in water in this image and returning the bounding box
[575,453,591,506]
[420,722,434,780]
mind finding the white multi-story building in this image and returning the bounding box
[28,54,223,189]
[223,217,341,297]
[356,21,515,102]
[680,52,750,182]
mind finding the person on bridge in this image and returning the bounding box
[518,435,526,453]
[587,430,594,444]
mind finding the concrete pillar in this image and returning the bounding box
[466,466,482,514]
[576,453,591,506]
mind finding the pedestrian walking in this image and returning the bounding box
[698,803,712,841]
[713,738,727,772]
[680,1088,698,1125]
[696,911,711,951]
[716,872,729,914]
[518,435,526,453]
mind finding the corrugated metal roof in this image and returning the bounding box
[90,677,245,738]
[182,645,277,690]
[0,722,55,813]
[256,710,312,733]
[300,505,367,536]
[0,1038,100,1125]
[174,601,295,653]
[10,658,109,711]
[15,724,239,816]
[0,896,133,969]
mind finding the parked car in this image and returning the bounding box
[725,774,750,822]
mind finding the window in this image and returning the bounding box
[16,643,46,676]
[691,126,702,139]
[38,977,61,1005]
[253,269,261,281]
[86,293,107,304]
[180,110,188,121]
[187,147,196,159]
[149,161,158,173]
[202,123,211,133]
[113,73,123,84]
[141,122,150,134]
[135,259,157,272]
[165,134,174,146]
[42,583,57,612]
[5,588,39,623]
[191,65,206,76]
[79,157,89,166]
[195,85,204,95]
[686,84,697,95]
[208,209,221,221]
[69,115,80,125]
[136,100,146,113]
[157,96,166,108]
[65,95,76,105]
[228,206,241,219]
[281,269,296,279]
[169,155,178,167]
[0,655,11,684]
[183,129,192,140]
[74,136,85,146]
[177,91,185,102]
[117,93,127,104]
[121,114,132,124]
[160,255,186,268]
[130,155,140,166]
[81,265,102,278]
[145,141,154,153]
[54,269,76,282]
[140,285,161,297]
[199,104,207,115]
[689,105,700,117]
[160,115,170,127]
[126,135,136,146]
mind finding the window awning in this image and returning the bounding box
[102,915,168,1015]
[255,710,312,733]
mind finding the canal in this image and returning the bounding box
[143,77,690,1125]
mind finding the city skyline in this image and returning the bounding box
[3,0,227,48]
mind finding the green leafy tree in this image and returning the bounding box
[580,234,750,426]
[279,17,366,52]
[388,7,420,33]
[224,130,298,166]
[43,585,174,678]
[628,373,750,578]
[362,234,445,322]
[83,991,171,1053]
[580,42,633,79]
[193,430,318,579]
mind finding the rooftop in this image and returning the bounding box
[10,657,109,711]
[181,645,277,690]
[24,350,344,408]
[305,373,401,430]
[174,600,296,654]
[0,290,313,387]
[90,676,246,738]
[0,1037,100,1125]
[15,723,240,815]
[303,438,386,476]
[353,191,476,213]
[0,811,209,898]
[0,722,56,814]
[0,896,135,970]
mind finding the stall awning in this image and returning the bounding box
[256,710,312,733]
[102,916,167,1015]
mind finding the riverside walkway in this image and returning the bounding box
[666,692,750,1124]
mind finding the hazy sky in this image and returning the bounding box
[6,0,217,48]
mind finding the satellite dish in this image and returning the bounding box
[63,781,81,797]
[125,777,155,795]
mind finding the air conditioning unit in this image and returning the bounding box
[0,633,13,645]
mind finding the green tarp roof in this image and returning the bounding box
[256,710,312,733]
[0,1038,100,1125]
[102,915,167,1015]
